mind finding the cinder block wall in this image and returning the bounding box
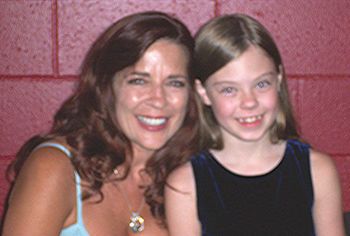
[1,0,349,219]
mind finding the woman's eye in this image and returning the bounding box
[127,78,146,85]
[256,80,271,89]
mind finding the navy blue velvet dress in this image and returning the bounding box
[191,139,315,236]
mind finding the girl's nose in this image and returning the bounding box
[240,90,258,109]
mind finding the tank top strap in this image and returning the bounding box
[286,139,313,208]
[34,142,85,225]
[35,142,73,158]
[74,170,84,224]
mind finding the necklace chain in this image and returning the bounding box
[114,168,145,233]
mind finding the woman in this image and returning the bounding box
[2,11,199,235]
[165,13,345,235]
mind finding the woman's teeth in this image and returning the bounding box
[138,116,167,126]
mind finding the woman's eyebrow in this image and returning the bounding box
[126,71,150,77]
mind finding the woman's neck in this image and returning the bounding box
[124,146,153,185]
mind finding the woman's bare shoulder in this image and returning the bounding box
[9,141,77,205]
[19,142,75,181]
[2,142,76,235]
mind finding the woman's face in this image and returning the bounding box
[196,45,281,144]
[114,39,190,156]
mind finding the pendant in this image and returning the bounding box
[129,212,145,233]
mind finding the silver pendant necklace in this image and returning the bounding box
[129,211,145,233]
[114,169,145,233]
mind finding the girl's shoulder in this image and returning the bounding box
[309,148,338,180]
[167,161,195,193]
[309,149,345,235]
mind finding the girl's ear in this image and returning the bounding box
[195,79,212,106]
[277,64,284,91]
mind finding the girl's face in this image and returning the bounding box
[196,45,281,143]
[113,39,190,157]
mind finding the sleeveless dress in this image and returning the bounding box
[35,142,90,236]
[191,139,315,236]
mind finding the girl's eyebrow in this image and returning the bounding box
[254,71,278,80]
[209,71,278,87]
[211,81,238,86]
[168,75,188,80]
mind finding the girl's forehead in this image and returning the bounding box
[207,47,276,84]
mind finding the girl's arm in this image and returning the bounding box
[2,146,76,235]
[310,149,346,236]
[165,162,201,236]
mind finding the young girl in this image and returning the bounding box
[165,14,345,236]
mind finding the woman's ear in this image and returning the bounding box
[195,79,212,106]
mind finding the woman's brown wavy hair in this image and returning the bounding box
[7,11,199,226]
[194,13,299,149]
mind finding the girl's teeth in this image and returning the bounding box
[138,116,166,126]
[238,115,262,123]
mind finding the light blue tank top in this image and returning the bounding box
[35,142,90,236]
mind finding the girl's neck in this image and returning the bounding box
[209,134,286,176]
[215,135,273,160]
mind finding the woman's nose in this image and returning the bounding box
[147,84,167,108]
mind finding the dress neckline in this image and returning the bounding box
[204,140,289,179]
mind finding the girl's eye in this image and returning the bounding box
[168,80,187,88]
[256,80,271,89]
[219,87,237,96]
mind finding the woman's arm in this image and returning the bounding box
[165,162,201,236]
[310,149,346,236]
[2,146,76,235]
